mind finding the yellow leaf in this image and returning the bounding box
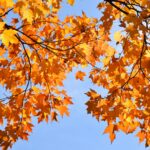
[80,43,91,58]
[114,31,121,42]
[102,57,111,66]
[145,51,150,58]
[120,73,126,79]
[126,116,132,123]
[22,9,33,23]
[0,0,14,8]
[0,29,18,46]
[67,0,74,5]
[0,22,5,30]
[32,86,40,93]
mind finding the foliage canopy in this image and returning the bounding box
[0,0,149,149]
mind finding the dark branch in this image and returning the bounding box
[0,8,13,18]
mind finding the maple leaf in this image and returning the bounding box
[114,31,121,42]
[0,29,18,46]
[109,133,116,143]
[103,124,116,143]
[136,131,146,143]
[51,112,58,121]
[104,124,114,134]
[57,105,69,116]
[75,71,86,81]
[0,0,149,148]
[67,0,75,5]
[85,89,100,99]
[22,9,33,23]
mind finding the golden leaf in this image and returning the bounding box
[0,29,18,46]
[57,105,69,116]
[0,22,5,30]
[67,0,75,5]
[114,31,121,42]
[22,9,33,23]
[75,71,86,81]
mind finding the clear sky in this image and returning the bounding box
[6,0,149,149]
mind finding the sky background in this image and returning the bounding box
[3,0,148,149]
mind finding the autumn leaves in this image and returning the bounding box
[0,0,149,149]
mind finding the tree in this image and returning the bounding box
[0,0,149,149]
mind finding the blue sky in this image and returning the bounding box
[3,0,148,149]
